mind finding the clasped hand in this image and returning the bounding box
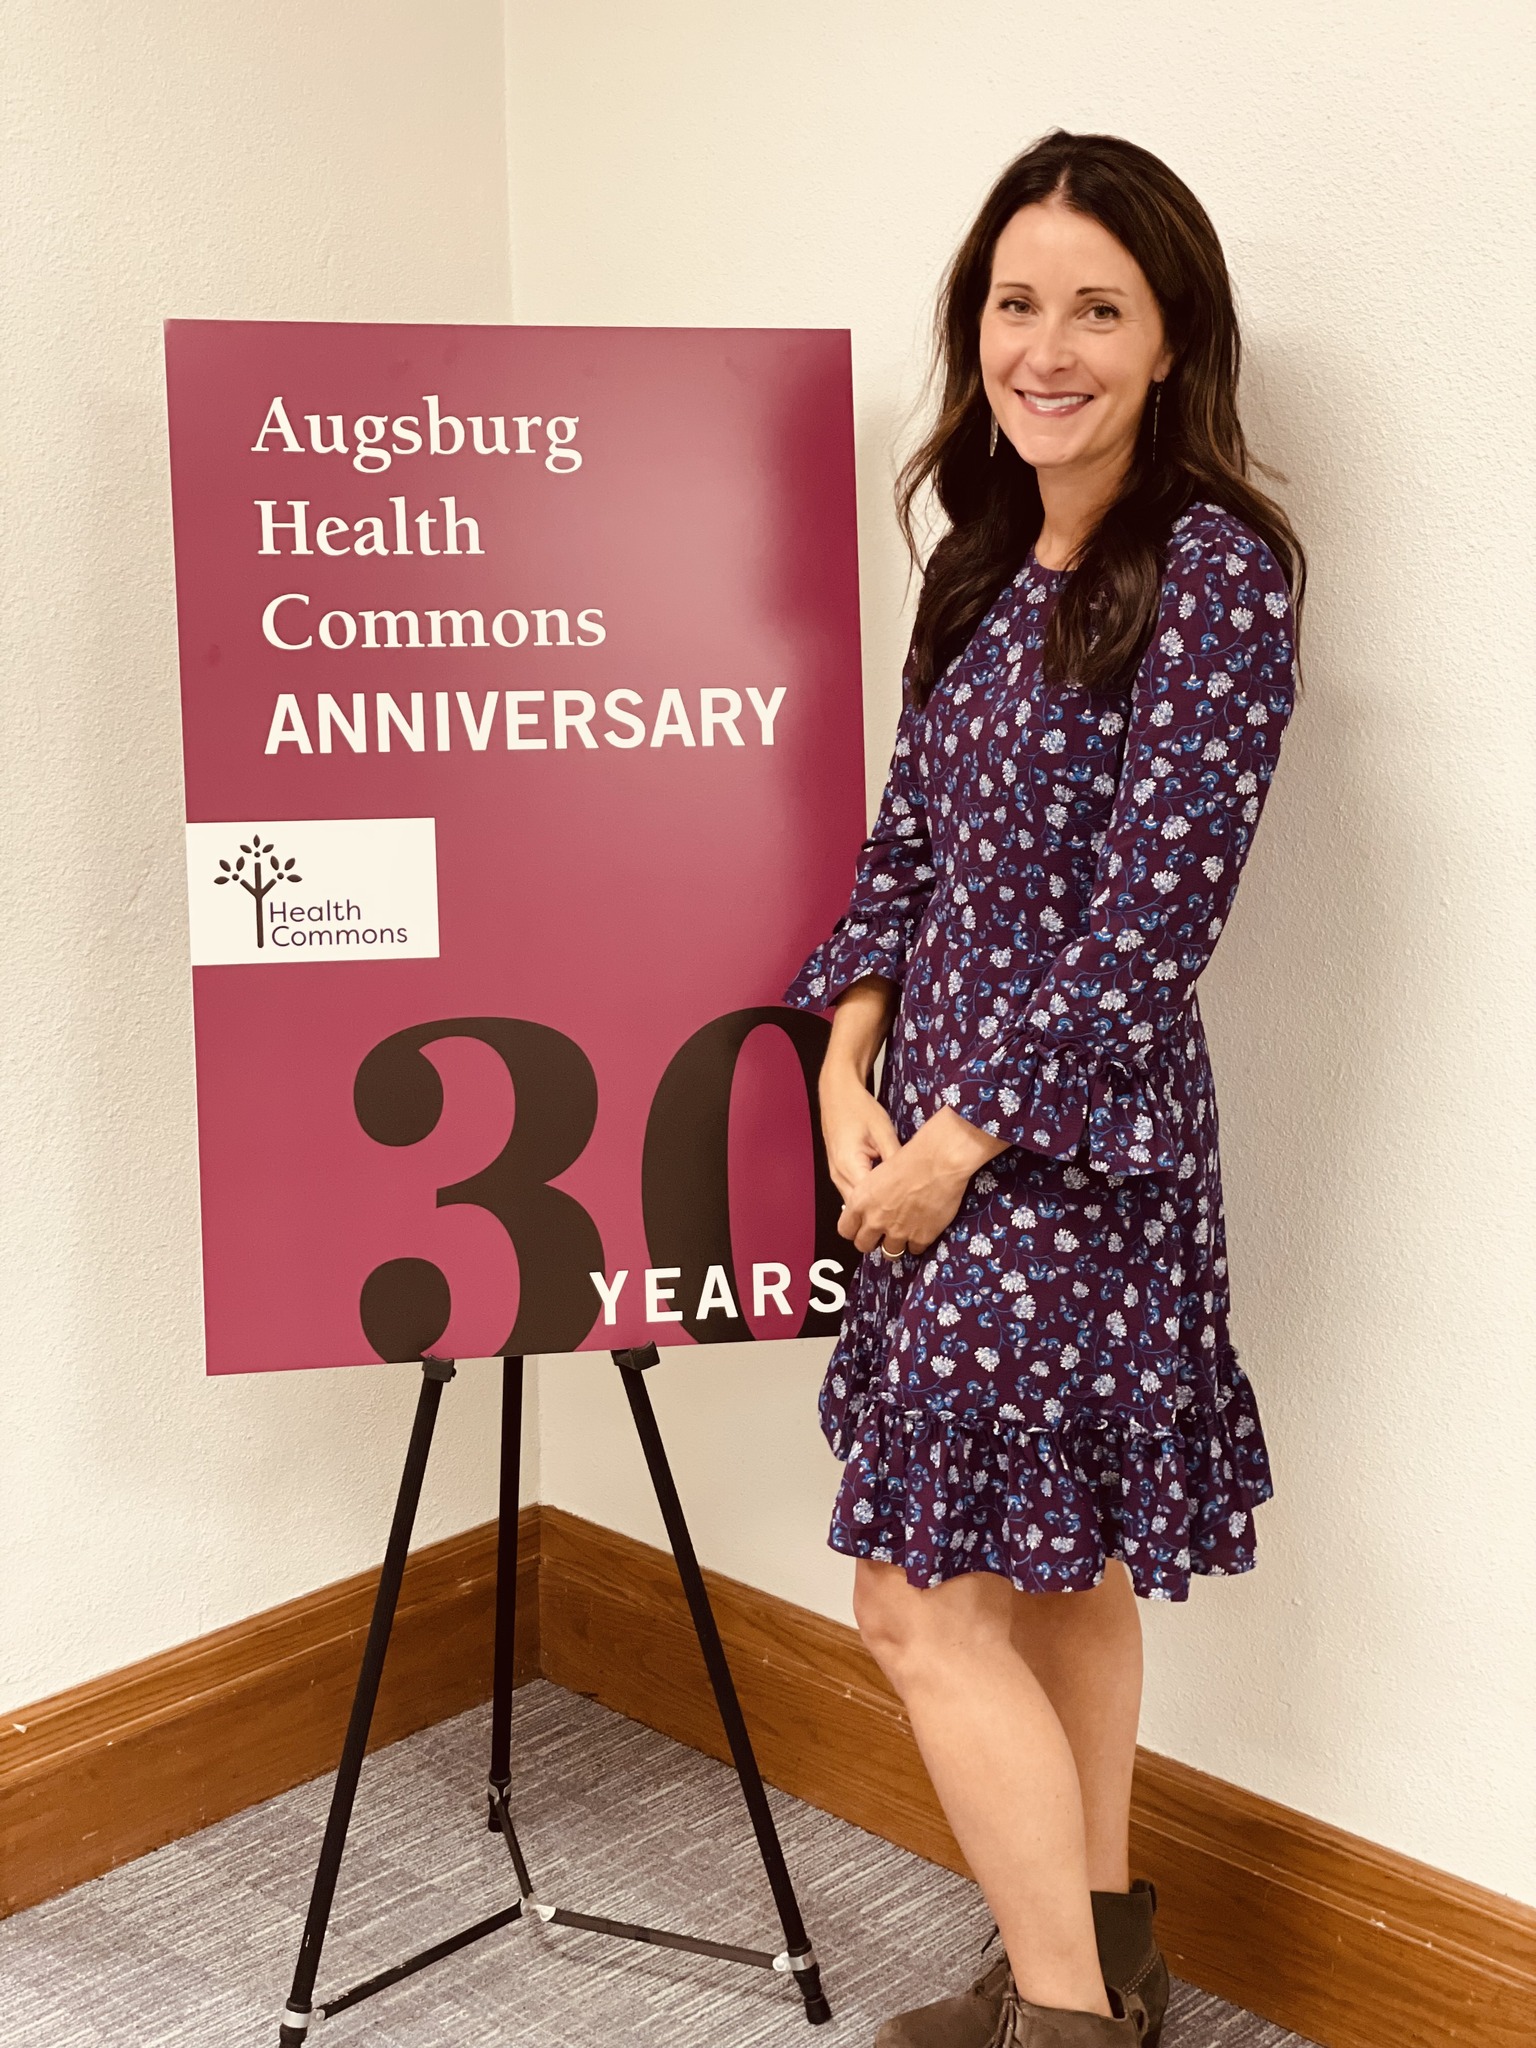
[822,1072,1009,1259]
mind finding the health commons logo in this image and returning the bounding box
[212,832,302,947]
[185,818,439,965]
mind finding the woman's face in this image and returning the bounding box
[979,199,1173,481]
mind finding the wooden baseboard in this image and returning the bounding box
[1128,1743,1535,2048]
[0,1508,538,1918]
[4,1500,1531,2048]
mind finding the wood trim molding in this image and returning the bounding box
[0,1508,538,1919]
[4,1499,1532,2048]
[1128,1745,1536,2047]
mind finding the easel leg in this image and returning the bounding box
[612,1346,832,2024]
[486,1356,535,1893]
[277,1357,456,2045]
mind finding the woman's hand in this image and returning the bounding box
[817,976,903,1201]
[820,1061,903,1200]
[836,1106,1010,1258]
[814,976,1010,1255]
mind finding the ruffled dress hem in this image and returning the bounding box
[820,1343,1272,1604]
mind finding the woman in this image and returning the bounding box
[781,131,1304,2048]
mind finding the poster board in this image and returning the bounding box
[166,321,866,1371]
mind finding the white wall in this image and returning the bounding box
[508,0,1536,1905]
[0,1,530,1710]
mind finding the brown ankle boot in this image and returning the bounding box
[873,1931,1012,2048]
[986,1983,1145,2046]
[1088,1881,1168,2048]
[874,1876,1168,2048]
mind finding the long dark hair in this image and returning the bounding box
[898,130,1305,703]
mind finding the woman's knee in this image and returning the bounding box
[852,1560,1012,1689]
[852,1559,927,1679]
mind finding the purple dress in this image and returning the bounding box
[782,503,1296,1602]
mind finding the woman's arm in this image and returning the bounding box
[942,509,1298,1177]
[782,686,938,1012]
[787,679,1011,1252]
[817,974,901,1201]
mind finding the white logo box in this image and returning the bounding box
[185,817,439,965]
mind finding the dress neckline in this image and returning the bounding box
[1025,544,1069,580]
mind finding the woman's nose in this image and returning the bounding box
[1022,318,1076,378]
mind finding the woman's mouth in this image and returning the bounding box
[1020,392,1093,416]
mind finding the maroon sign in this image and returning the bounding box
[166,321,865,1371]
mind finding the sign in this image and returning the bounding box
[166,321,865,1371]
[185,817,440,964]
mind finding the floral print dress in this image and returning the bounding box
[782,503,1296,1601]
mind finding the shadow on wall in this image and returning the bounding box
[1195,325,1433,1778]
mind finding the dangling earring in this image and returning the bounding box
[988,410,999,458]
[1149,381,1163,465]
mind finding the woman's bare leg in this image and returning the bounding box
[853,1558,1114,2018]
[1007,1560,1143,1893]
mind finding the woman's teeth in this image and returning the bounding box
[1023,393,1091,414]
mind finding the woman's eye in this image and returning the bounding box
[1085,302,1120,321]
[998,296,1033,315]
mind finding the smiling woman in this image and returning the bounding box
[898,129,1305,706]
[783,129,1307,2048]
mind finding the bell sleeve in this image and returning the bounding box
[939,512,1298,1176]
[783,684,938,1009]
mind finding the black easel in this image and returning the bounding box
[276,1349,831,2041]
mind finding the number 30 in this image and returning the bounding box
[353,1008,852,1362]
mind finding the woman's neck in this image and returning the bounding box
[1033,449,1131,570]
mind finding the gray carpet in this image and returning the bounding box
[0,1681,1318,2046]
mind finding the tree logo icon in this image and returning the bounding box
[214,832,302,948]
